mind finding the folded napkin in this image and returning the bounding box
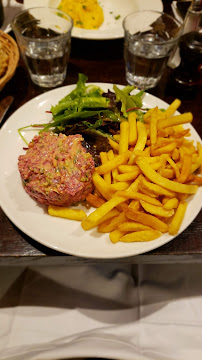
[1,1,24,33]
[1,262,202,360]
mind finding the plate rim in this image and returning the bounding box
[0,82,201,259]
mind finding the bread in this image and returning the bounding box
[0,30,19,91]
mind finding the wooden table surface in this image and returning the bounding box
[0,1,201,265]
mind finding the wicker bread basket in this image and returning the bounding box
[0,30,19,91]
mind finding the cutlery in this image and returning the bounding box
[0,96,13,126]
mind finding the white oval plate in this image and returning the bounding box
[0,83,201,259]
[23,0,163,40]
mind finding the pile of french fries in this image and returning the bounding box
[48,98,202,244]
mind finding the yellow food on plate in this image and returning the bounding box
[58,0,104,29]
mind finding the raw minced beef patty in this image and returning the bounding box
[18,132,95,206]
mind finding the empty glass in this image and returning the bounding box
[12,7,73,88]
[123,11,183,90]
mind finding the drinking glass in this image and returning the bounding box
[123,10,183,90]
[12,7,73,88]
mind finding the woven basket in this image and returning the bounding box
[0,30,20,91]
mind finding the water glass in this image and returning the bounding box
[12,7,73,88]
[123,11,183,90]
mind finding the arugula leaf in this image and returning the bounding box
[82,119,104,129]
[78,97,109,112]
[130,90,144,108]
[113,85,145,118]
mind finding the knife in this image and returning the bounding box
[0,96,14,126]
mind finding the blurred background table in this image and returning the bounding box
[0,0,201,265]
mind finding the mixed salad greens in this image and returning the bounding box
[19,73,147,145]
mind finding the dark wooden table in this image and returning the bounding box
[0,1,201,265]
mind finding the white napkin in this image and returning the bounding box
[1,0,24,33]
[1,262,202,360]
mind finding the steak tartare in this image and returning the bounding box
[18,132,95,206]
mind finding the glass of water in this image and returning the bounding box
[12,7,73,88]
[123,11,183,90]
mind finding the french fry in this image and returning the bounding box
[154,137,182,148]
[171,148,180,161]
[138,183,157,198]
[119,121,129,154]
[177,193,188,201]
[140,200,174,218]
[177,154,192,183]
[118,164,139,173]
[98,211,127,233]
[191,157,202,173]
[169,201,188,235]
[149,107,158,146]
[115,170,140,182]
[133,149,150,157]
[161,168,175,179]
[107,149,119,183]
[163,98,181,118]
[181,140,196,156]
[128,121,147,164]
[126,175,141,192]
[144,108,166,123]
[161,154,180,179]
[116,190,163,206]
[187,175,202,184]
[113,134,120,142]
[143,146,151,156]
[150,161,163,171]
[139,175,176,197]
[48,205,87,221]
[189,142,202,173]
[157,112,193,130]
[86,196,126,224]
[109,182,129,191]
[96,150,131,175]
[110,229,126,243]
[86,193,106,208]
[185,174,195,183]
[143,111,151,123]
[197,142,202,171]
[81,209,120,230]
[133,121,147,151]
[163,197,179,210]
[128,112,137,146]
[120,230,161,242]
[92,172,114,200]
[126,208,169,232]
[158,127,175,137]
[118,221,152,232]
[136,157,198,194]
[108,138,119,152]
[128,200,140,211]
[151,142,177,156]
[100,151,111,184]
[172,129,190,139]
[157,156,167,175]
[146,156,161,163]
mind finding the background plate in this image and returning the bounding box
[0,83,201,259]
[23,0,163,40]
